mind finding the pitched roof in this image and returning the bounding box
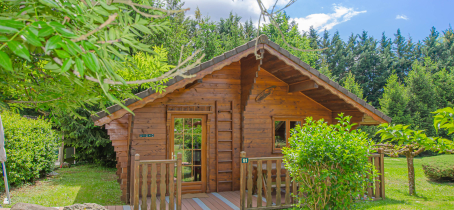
[91,35,391,125]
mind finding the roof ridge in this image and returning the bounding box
[91,35,391,124]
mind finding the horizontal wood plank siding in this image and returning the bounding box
[131,62,242,193]
[243,70,332,158]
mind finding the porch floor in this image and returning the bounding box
[138,191,272,210]
[0,191,289,210]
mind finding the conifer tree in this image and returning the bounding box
[329,31,347,79]
[343,72,364,100]
[393,29,414,81]
[379,74,410,125]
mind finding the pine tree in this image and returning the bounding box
[372,32,394,107]
[393,29,413,81]
[353,31,385,106]
[439,26,454,71]
[343,71,365,100]
[308,26,320,50]
[318,29,332,71]
[344,33,357,72]
[379,74,410,125]
[405,60,439,137]
[329,31,347,79]
[422,27,442,68]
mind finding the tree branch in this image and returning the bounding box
[412,147,425,156]
[6,97,62,104]
[72,13,118,42]
[254,0,326,56]
[51,48,205,85]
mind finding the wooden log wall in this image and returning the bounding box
[242,70,333,157]
[105,114,132,202]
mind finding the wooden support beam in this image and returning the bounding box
[288,80,318,92]
[361,114,381,125]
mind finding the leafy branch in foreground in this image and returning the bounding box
[0,0,203,115]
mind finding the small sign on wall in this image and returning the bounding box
[139,134,154,138]
[241,158,249,163]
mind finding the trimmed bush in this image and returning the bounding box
[283,114,375,210]
[421,155,454,181]
[1,111,59,189]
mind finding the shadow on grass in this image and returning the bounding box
[427,179,454,186]
[357,197,406,209]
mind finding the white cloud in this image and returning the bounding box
[182,0,290,24]
[290,4,367,32]
[181,1,365,33]
[396,15,409,20]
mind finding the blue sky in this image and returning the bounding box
[183,0,454,42]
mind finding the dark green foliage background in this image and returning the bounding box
[54,108,115,167]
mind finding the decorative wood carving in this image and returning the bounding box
[256,86,276,102]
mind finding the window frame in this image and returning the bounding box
[271,116,304,154]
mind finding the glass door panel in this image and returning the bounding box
[173,117,203,183]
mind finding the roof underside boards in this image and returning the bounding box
[91,35,391,126]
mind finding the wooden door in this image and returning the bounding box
[170,114,207,194]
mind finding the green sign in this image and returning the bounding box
[241,158,248,163]
[139,134,154,137]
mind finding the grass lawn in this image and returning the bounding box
[1,157,453,209]
[356,156,454,209]
[0,164,125,208]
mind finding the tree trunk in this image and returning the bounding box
[405,150,416,195]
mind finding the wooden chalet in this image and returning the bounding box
[91,35,391,207]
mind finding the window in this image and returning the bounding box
[272,117,302,153]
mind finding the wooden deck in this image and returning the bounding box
[0,191,288,210]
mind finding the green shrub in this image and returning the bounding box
[1,111,60,189]
[283,114,376,210]
[421,155,454,181]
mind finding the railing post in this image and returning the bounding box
[378,148,385,199]
[133,154,140,210]
[177,153,182,210]
[240,151,246,210]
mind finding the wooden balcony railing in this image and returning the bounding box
[132,153,182,210]
[239,149,385,210]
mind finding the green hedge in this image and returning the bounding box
[421,155,454,181]
[1,111,59,189]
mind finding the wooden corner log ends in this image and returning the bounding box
[132,153,182,210]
